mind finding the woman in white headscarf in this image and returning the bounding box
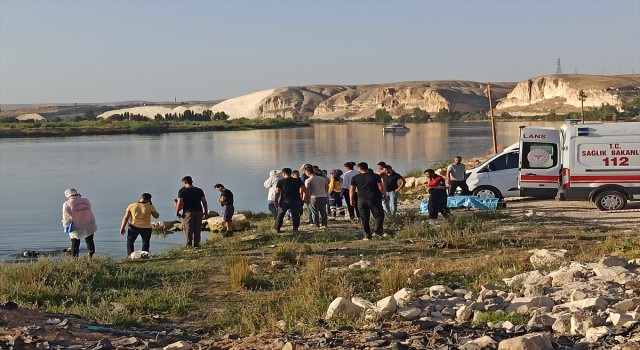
[62,189,97,257]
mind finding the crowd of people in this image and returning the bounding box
[263,156,470,240]
[60,156,470,257]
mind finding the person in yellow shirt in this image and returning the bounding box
[119,193,160,257]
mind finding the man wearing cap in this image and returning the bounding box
[176,176,208,248]
[119,193,160,257]
[62,188,98,257]
[214,184,234,236]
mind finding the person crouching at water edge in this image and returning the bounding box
[119,193,159,257]
[62,188,97,258]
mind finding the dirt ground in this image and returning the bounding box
[2,197,639,349]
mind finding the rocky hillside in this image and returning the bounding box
[81,75,640,121]
[495,74,640,116]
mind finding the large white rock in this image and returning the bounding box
[207,213,250,232]
[429,285,455,298]
[529,249,567,267]
[375,296,398,316]
[497,332,553,350]
[325,297,363,319]
[393,288,416,307]
[397,306,421,320]
[456,305,474,323]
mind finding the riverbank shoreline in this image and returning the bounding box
[0,119,311,138]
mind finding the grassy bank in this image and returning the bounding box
[0,118,310,138]
[1,206,638,334]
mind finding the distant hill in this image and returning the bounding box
[4,75,640,120]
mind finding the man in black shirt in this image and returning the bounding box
[176,176,208,248]
[381,165,406,215]
[350,162,388,240]
[214,184,234,237]
[274,168,309,233]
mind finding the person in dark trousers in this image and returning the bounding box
[341,162,360,220]
[176,176,208,248]
[350,162,387,240]
[446,156,470,196]
[381,164,406,215]
[62,188,97,258]
[214,184,234,237]
[119,193,160,256]
[274,168,309,233]
[425,169,450,220]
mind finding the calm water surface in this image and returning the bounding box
[0,122,559,260]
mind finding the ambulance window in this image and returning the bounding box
[521,142,557,169]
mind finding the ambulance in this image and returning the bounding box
[518,121,640,211]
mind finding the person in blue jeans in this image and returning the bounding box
[381,165,406,215]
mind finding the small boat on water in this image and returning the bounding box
[382,123,410,133]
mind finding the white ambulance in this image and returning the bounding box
[518,121,640,210]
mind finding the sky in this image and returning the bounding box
[1,0,639,104]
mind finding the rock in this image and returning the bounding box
[497,332,554,350]
[85,339,115,350]
[249,264,261,274]
[571,312,595,335]
[412,269,434,279]
[557,297,608,311]
[282,342,296,350]
[207,214,250,232]
[207,210,219,217]
[375,296,398,316]
[503,270,551,289]
[613,298,640,312]
[506,296,555,313]
[393,288,415,307]
[529,249,567,267]
[456,305,474,323]
[163,341,192,350]
[609,312,635,327]
[429,285,455,298]
[151,221,180,231]
[570,290,588,302]
[325,297,363,319]
[351,296,375,310]
[469,335,496,348]
[528,314,555,328]
[397,306,421,320]
[585,326,611,342]
[599,255,628,267]
[523,285,545,297]
[552,313,572,334]
[592,265,630,278]
[348,260,372,269]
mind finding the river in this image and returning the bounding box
[0,121,560,260]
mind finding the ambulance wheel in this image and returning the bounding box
[594,191,627,211]
[472,186,501,199]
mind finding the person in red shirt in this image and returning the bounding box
[424,169,450,220]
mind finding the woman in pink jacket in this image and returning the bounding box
[62,189,97,257]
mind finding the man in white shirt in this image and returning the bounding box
[304,165,329,227]
[341,162,360,220]
[445,156,470,196]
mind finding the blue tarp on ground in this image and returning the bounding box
[419,196,500,213]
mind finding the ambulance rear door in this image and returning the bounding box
[518,126,561,198]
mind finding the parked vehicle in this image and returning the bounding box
[465,143,520,199]
[519,120,640,210]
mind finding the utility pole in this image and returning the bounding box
[486,83,498,154]
[578,89,587,124]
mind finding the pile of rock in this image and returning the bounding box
[324,249,640,349]
[150,212,250,234]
